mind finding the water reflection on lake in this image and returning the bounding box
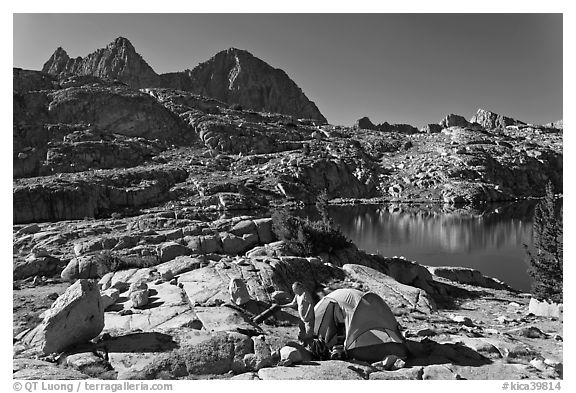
[323,202,537,292]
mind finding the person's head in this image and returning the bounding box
[292,281,305,295]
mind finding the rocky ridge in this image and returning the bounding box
[42,37,326,122]
[13,67,562,224]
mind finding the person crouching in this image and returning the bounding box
[278,281,315,345]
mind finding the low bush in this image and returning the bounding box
[271,197,350,256]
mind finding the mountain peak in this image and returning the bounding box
[42,47,71,74]
[54,46,68,55]
[42,37,160,88]
[108,36,135,51]
[40,39,326,121]
[186,48,326,122]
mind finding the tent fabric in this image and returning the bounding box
[313,288,404,350]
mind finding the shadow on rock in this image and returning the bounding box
[141,297,164,309]
[116,296,129,304]
[405,338,492,367]
[231,300,301,326]
[431,281,487,310]
[103,332,178,353]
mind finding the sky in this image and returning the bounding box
[13,13,562,128]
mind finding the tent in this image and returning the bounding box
[313,288,406,361]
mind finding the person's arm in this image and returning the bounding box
[278,296,297,308]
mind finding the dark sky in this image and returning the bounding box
[13,13,562,127]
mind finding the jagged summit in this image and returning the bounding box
[41,37,327,122]
[109,36,134,48]
[470,108,525,130]
[42,47,71,75]
[42,36,160,88]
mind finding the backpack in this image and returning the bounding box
[307,337,330,361]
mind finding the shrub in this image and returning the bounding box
[526,182,563,303]
[315,189,331,228]
[271,196,350,255]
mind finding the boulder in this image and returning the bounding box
[280,346,301,362]
[158,241,189,262]
[243,233,259,250]
[221,233,248,255]
[100,288,120,310]
[228,277,252,306]
[23,279,104,354]
[155,256,204,276]
[244,335,273,370]
[372,355,406,371]
[450,315,475,327]
[161,269,174,281]
[342,264,436,314]
[61,251,117,282]
[253,218,274,244]
[13,255,61,280]
[199,235,223,254]
[74,238,104,256]
[63,352,109,373]
[279,342,312,363]
[162,228,183,241]
[130,289,149,309]
[98,272,115,290]
[130,332,254,378]
[230,220,257,237]
[129,278,149,294]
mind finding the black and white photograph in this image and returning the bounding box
[9,5,567,388]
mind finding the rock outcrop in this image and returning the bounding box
[470,108,524,130]
[420,123,443,133]
[427,266,512,290]
[354,116,419,134]
[439,114,470,128]
[543,120,563,130]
